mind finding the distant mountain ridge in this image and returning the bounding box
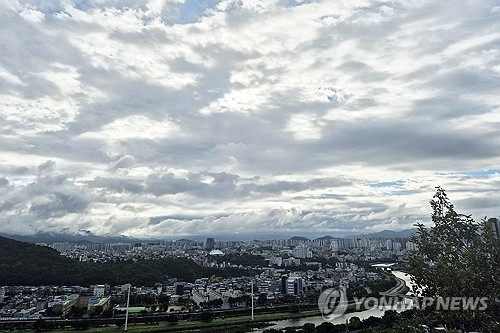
[0,228,417,244]
[345,228,417,239]
[314,235,335,241]
[0,231,143,244]
[289,236,310,241]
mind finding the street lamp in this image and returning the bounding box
[251,281,254,321]
[124,284,131,332]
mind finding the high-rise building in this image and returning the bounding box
[174,282,185,295]
[286,277,304,296]
[406,241,418,251]
[280,275,288,294]
[486,218,499,237]
[205,237,215,250]
[293,245,312,259]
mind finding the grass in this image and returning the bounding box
[114,306,147,313]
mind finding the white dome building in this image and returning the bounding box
[209,249,224,256]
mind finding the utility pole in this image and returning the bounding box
[124,284,131,331]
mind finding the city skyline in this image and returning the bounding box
[1,0,499,239]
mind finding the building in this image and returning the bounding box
[286,277,304,296]
[88,297,111,313]
[209,249,224,256]
[293,245,313,259]
[93,285,106,298]
[155,283,163,295]
[174,282,185,296]
[258,281,270,293]
[269,256,282,266]
[75,296,91,309]
[406,241,418,251]
[51,294,79,316]
[280,275,288,294]
[205,238,215,250]
[486,218,499,237]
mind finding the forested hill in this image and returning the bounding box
[0,236,248,286]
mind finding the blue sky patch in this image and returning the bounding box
[369,180,405,188]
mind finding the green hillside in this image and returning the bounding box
[0,236,248,286]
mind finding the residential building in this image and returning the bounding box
[286,277,303,296]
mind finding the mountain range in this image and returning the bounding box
[0,228,417,244]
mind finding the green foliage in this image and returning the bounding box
[160,301,169,312]
[302,322,315,333]
[200,310,213,322]
[201,297,223,309]
[228,294,251,307]
[219,253,267,267]
[347,274,396,299]
[89,305,103,317]
[257,293,268,305]
[68,305,86,318]
[408,187,500,332]
[166,314,179,325]
[348,316,362,330]
[315,321,335,333]
[0,236,251,286]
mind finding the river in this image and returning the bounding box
[252,269,413,332]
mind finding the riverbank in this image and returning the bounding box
[7,309,322,333]
[252,270,414,332]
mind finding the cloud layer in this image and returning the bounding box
[1,0,499,238]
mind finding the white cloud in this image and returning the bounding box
[80,115,180,140]
[0,0,499,238]
[19,5,45,23]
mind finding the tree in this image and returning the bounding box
[33,316,46,332]
[257,293,267,305]
[302,322,316,333]
[166,314,178,325]
[200,310,213,322]
[160,302,169,312]
[408,187,500,332]
[348,316,362,330]
[90,305,103,317]
[316,321,335,333]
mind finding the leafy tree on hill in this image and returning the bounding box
[219,253,267,267]
[408,187,500,332]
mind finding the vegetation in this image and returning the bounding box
[219,253,268,267]
[0,236,252,286]
[408,187,500,332]
[347,273,397,300]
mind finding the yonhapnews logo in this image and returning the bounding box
[318,288,489,322]
[318,287,348,320]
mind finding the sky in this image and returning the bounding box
[1,0,499,240]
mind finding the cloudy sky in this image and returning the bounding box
[1,0,499,239]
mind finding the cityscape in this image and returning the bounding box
[1,0,500,332]
[1,233,416,326]
[1,215,499,332]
